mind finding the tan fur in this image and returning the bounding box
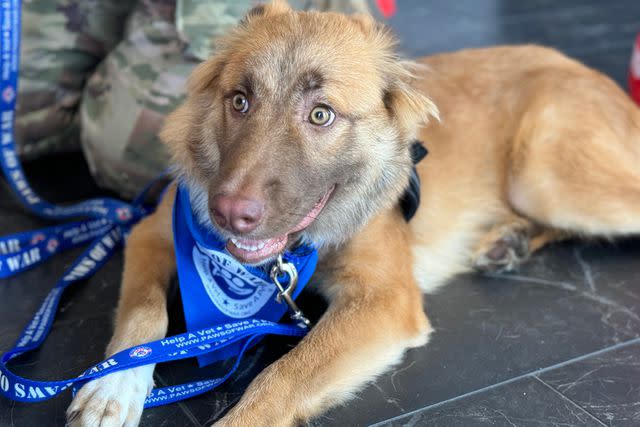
[68,3,640,426]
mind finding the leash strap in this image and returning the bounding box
[1,317,304,406]
[0,0,307,408]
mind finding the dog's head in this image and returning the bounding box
[161,0,438,264]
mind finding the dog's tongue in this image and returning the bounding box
[226,188,333,264]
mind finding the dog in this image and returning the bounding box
[66,1,640,425]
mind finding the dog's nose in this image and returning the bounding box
[210,194,264,234]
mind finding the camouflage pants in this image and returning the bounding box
[17,0,370,198]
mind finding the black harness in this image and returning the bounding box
[400,141,428,222]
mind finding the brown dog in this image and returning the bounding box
[66,2,640,426]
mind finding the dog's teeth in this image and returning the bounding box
[230,238,268,252]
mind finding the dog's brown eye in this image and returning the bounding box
[309,106,335,126]
[232,93,249,113]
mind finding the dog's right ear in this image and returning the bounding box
[186,56,225,94]
[161,57,226,170]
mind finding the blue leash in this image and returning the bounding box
[0,0,308,407]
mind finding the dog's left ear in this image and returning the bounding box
[348,14,438,137]
[240,0,292,25]
[383,64,439,139]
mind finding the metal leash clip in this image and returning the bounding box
[270,255,312,328]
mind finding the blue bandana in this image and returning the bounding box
[173,184,318,366]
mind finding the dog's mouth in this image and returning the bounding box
[225,186,334,264]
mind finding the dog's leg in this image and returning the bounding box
[67,185,176,427]
[472,215,566,273]
[506,78,640,238]
[215,211,431,427]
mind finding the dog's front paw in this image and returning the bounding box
[66,365,154,427]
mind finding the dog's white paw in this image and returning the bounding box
[66,365,154,427]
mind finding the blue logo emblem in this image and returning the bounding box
[129,346,153,359]
[116,207,132,222]
[46,238,59,253]
[30,233,46,245]
[2,86,15,103]
[192,243,276,319]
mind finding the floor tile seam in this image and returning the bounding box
[531,375,607,426]
[368,336,640,427]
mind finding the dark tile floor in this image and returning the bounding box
[2,1,640,426]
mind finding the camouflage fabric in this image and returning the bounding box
[80,0,192,198]
[175,1,369,61]
[176,0,253,61]
[306,0,369,14]
[16,0,134,158]
[79,0,372,198]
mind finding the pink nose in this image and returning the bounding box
[210,194,264,234]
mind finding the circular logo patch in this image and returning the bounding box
[116,207,132,222]
[2,86,15,103]
[46,238,59,253]
[192,243,275,319]
[129,346,153,359]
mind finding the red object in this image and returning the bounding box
[630,33,640,106]
[375,0,396,19]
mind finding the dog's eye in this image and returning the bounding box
[309,106,335,126]
[232,93,249,113]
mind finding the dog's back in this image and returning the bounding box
[410,44,640,291]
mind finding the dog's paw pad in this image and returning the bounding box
[66,367,153,427]
[473,230,530,273]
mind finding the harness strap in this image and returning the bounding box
[400,141,428,222]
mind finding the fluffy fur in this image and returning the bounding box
[163,2,438,251]
[67,2,640,426]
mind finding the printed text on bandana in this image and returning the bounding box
[192,243,276,318]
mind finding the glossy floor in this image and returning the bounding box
[1,1,639,426]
